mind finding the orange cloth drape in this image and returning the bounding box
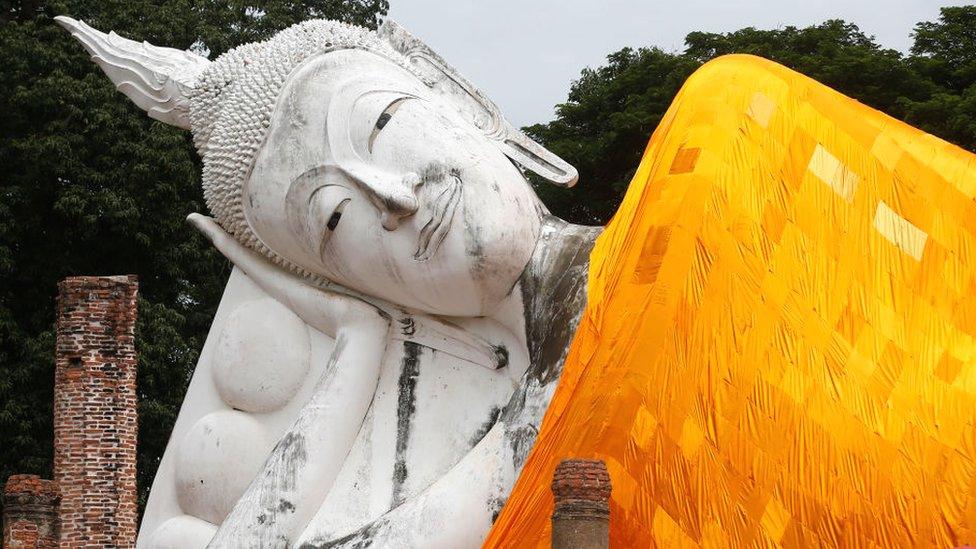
[485,54,976,547]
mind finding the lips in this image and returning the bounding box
[414,173,462,261]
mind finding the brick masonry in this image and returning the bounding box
[2,475,60,549]
[53,276,139,549]
[550,458,612,549]
[551,458,612,520]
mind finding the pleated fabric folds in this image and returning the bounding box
[485,54,976,547]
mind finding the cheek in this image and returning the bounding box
[371,104,481,168]
[316,199,375,277]
[317,199,411,283]
[458,180,540,286]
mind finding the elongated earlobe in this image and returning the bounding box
[379,20,579,187]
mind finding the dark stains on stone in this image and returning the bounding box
[277,499,296,513]
[489,495,506,524]
[498,216,600,470]
[273,431,309,493]
[506,423,540,472]
[463,221,489,280]
[398,315,415,336]
[490,344,509,369]
[500,380,527,422]
[245,432,308,538]
[391,341,422,507]
[458,167,493,282]
[419,162,450,184]
[299,519,382,549]
[317,334,347,390]
[518,216,599,385]
[469,405,502,446]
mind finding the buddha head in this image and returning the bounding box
[57,17,578,317]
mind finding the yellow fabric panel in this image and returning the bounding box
[484,54,976,547]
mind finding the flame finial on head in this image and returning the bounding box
[56,16,580,277]
[56,15,578,188]
[54,16,210,130]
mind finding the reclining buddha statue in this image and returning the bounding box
[59,14,976,548]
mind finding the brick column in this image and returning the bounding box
[2,475,60,549]
[53,275,138,549]
[550,458,612,549]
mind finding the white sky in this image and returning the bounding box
[388,1,970,127]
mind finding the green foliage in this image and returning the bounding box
[901,6,976,151]
[531,8,976,224]
[1,0,973,524]
[911,6,976,89]
[0,0,387,511]
[526,48,699,223]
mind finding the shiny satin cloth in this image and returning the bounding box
[486,54,976,547]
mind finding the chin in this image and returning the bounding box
[394,280,494,317]
[375,266,507,317]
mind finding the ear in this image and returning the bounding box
[55,16,210,130]
[378,19,578,187]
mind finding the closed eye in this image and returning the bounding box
[319,198,351,260]
[368,97,410,153]
[327,210,342,231]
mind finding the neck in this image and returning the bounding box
[401,216,599,375]
[500,216,601,382]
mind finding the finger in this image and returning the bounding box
[186,212,221,242]
[186,212,213,238]
[187,211,286,286]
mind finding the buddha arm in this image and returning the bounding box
[189,214,390,548]
[296,422,516,549]
[186,213,389,337]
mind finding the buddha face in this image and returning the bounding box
[243,49,544,317]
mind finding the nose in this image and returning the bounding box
[377,172,422,230]
[341,165,420,231]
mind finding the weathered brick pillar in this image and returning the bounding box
[2,475,60,549]
[54,275,138,549]
[551,458,612,549]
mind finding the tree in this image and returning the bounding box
[0,0,388,511]
[901,6,976,152]
[911,5,976,90]
[3,0,974,524]
[527,48,699,224]
[530,10,974,225]
[683,21,935,116]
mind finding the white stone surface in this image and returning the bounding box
[53,16,208,129]
[147,515,218,549]
[60,16,593,549]
[136,268,346,549]
[174,410,270,524]
[241,47,543,317]
[211,298,310,413]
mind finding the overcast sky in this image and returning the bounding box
[387,1,969,127]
